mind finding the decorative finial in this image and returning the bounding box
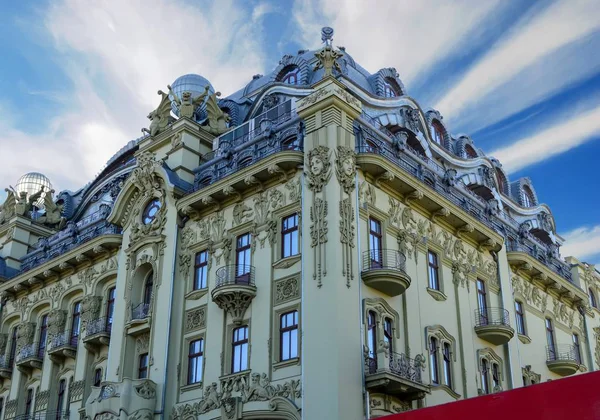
[321,27,334,47]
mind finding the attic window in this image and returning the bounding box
[465,144,478,159]
[522,186,535,207]
[496,169,507,194]
[383,78,399,98]
[280,66,299,85]
[431,120,445,144]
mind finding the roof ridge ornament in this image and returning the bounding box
[321,27,334,47]
[314,27,343,78]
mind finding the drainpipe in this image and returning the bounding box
[300,170,306,420]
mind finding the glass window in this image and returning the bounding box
[383,318,393,354]
[106,287,116,330]
[496,168,506,194]
[383,79,398,98]
[481,359,490,394]
[9,327,17,362]
[369,218,382,267]
[194,251,209,290]
[523,186,535,207]
[25,388,34,416]
[367,311,377,359]
[427,251,439,290]
[280,311,299,361]
[281,67,299,85]
[138,353,149,379]
[443,342,452,388]
[573,334,582,364]
[71,302,81,346]
[232,326,249,373]
[477,280,488,324]
[94,368,102,387]
[235,234,252,282]
[492,363,500,389]
[188,339,204,384]
[144,272,154,306]
[38,314,48,357]
[431,120,445,144]
[546,318,556,358]
[429,337,439,384]
[142,198,161,225]
[465,144,478,159]
[281,214,299,258]
[515,301,526,335]
[590,288,597,309]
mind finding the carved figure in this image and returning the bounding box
[169,85,210,120]
[204,90,231,135]
[314,46,343,77]
[0,188,17,223]
[335,146,357,195]
[198,382,220,413]
[37,189,66,229]
[142,90,172,137]
[306,146,332,193]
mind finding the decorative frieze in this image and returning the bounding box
[274,276,300,305]
[185,306,207,332]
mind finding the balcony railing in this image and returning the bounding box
[368,351,424,384]
[13,410,69,420]
[474,308,510,327]
[362,249,407,272]
[131,303,150,321]
[215,265,256,288]
[86,317,113,337]
[547,345,581,364]
[16,342,42,363]
[48,331,79,351]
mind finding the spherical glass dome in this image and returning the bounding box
[169,74,215,121]
[14,172,53,209]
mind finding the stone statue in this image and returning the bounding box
[314,46,343,77]
[6,186,44,217]
[204,90,231,135]
[0,188,16,224]
[198,382,220,413]
[142,90,172,137]
[37,189,66,229]
[169,85,210,120]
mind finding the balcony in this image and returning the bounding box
[13,410,69,420]
[83,317,112,351]
[47,331,78,362]
[546,345,581,376]
[0,355,14,379]
[361,250,411,296]
[211,265,257,324]
[15,343,43,370]
[364,351,429,400]
[127,304,151,336]
[474,308,514,345]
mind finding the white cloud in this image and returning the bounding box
[561,225,600,262]
[292,0,502,86]
[435,0,600,127]
[0,0,271,196]
[489,105,600,173]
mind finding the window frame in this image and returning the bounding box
[367,310,377,359]
[93,368,103,387]
[442,342,452,388]
[476,279,488,324]
[193,250,209,290]
[70,301,82,346]
[522,186,535,207]
[431,120,445,145]
[231,325,249,374]
[589,288,598,309]
[546,318,556,358]
[481,359,490,394]
[281,66,299,85]
[515,301,526,335]
[429,337,439,385]
[143,271,154,306]
[281,214,299,259]
[235,233,252,283]
[38,314,48,357]
[187,338,204,385]
[138,352,149,379]
[106,286,116,330]
[25,388,34,416]
[427,251,440,290]
[8,326,17,362]
[383,317,393,354]
[368,218,383,267]
[573,333,582,364]
[280,310,299,362]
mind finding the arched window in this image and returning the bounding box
[465,144,478,159]
[429,337,439,384]
[590,288,598,309]
[496,168,507,194]
[37,314,48,357]
[522,186,535,207]
[280,66,299,85]
[383,77,400,98]
[431,120,445,145]
[71,302,81,346]
[367,311,377,359]
[143,271,154,307]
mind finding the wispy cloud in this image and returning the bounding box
[561,225,600,262]
[291,0,502,86]
[490,104,600,173]
[0,0,271,195]
[435,0,600,129]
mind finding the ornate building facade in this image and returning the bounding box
[1,27,599,420]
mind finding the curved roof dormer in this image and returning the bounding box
[489,158,510,196]
[369,68,406,98]
[511,178,539,208]
[455,135,480,159]
[271,54,311,86]
[425,109,451,150]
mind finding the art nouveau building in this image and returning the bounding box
[1,28,600,420]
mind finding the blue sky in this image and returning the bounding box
[1,0,599,263]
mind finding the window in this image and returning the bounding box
[367,311,377,359]
[429,337,439,384]
[546,318,556,358]
[106,287,116,330]
[590,288,597,309]
[465,144,478,159]
[281,66,299,85]
[188,339,204,384]
[431,120,445,144]
[232,326,249,373]
[573,334,582,364]
[194,251,209,290]
[522,186,535,207]
[138,353,149,379]
[71,301,81,346]
[93,368,102,387]
[477,280,488,324]
[38,314,48,357]
[25,388,34,417]
[143,271,154,306]
[443,342,452,388]
[515,301,526,335]
[481,359,490,394]
[235,234,252,283]
[281,214,299,258]
[280,311,299,361]
[523,375,528,387]
[496,168,506,194]
[142,198,161,225]
[369,218,382,267]
[8,327,17,362]
[492,363,500,390]
[0,397,3,420]
[383,79,398,98]
[383,318,393,354]
[427,251,440,290]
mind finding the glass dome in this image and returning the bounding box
[169,74,215,121]
[14,172,53,209]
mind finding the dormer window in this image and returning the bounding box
[465,144,478,159]
[496,168,507,194]
[280,66,299,85]
[523,186,535,207]
[383,77,399,98]
[431,120,445,144]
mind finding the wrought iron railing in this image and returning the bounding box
[48,331,78,351]
[85,317,113,337]
[131,303,150,321]
[13,410,69,420]
[474,308,510,327]
[215,265,256,287]
[367,351,424,383]
[547,345,581,364]
[16,342,42,363]
[362,249,407,273]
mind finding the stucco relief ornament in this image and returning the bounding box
[310,198,328,287]
[142,89,173,137]
[306,146,332,193]
[335,146,357,195]
[131,152,163,198]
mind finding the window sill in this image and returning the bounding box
[273,255,301,269]
[185,288,208,301]
[273,357,300,370]
[518,334,531,344]
[180,381,203,393]
[431,384,460,400]
[426,287,447,302]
